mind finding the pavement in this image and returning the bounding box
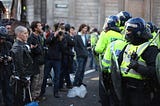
[39,69,101,106]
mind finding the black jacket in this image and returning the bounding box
[11,40,33,77]
[62,32,75,57]
[74,34,88,58]
[45,33,63,60]
[27,33,44,63]
[0,41,13,79]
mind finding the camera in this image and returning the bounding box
[56,31,64,38]
[0,55,9,65]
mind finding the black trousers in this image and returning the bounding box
[99,72,120,106]
[122,78,152,106]
[13,78,30,106]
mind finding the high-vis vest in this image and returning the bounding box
[102,40,127,73]
[120,42,152,80]
[95,30,123,54]
[90,32,99,48]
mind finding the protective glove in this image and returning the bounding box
[127,59,150,76]
[93,48,99,56]
[127,59,139,70]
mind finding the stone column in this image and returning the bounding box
[46,0,54,28]
[98,0,105,30]
[118,0,125,11]
[144,0,151,21]
[41,0,47,23]
[68,0,75,26]
[34,0,41,21]
[26,0,34,23]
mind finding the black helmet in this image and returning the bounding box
[125,17,152,45]
[117,11,132,26]
[107,15,120,27]
[146,22,156,33]
[0,26,8,39]
[103,15,120,31]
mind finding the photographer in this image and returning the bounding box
[0,26,14,106]
[41,30,64,98]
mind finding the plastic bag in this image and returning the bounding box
[67,86,78,98]
[76,85,87,98]
[67,85,87,98]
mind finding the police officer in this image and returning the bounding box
[95,15,123,54]
[90,28,99,71]
[102,11,132,72]
[95,15,123,106]
[147,22,160,49]
[0,26,14,106]
[102,39,127,106]
[117,11,132,32]
[118,17,160,106]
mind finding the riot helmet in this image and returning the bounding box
[117,11,132,26]
[146,22,156,33]
[0,26,8,39]
[125,17,152,45]
[103,15,120,31]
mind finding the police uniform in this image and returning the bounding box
[95,15,123,106]
[101,39,127,106]
[118,17,160,106]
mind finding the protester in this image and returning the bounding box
[11,25,33,106]
[27,21,45,101]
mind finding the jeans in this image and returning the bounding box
[59,56,72,89]
[41,59,61,95]
[88,50,94,68]
[73,57,87,86]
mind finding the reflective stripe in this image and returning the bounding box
[121,68,145,79]
[102,58,111,73]
[110,41,116,52]
[102,58,110,64]
[137,42,150,57]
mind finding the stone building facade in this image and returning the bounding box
[26,0,160,30]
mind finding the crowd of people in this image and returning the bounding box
[0,10,160,106]
[0,18,98,106]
